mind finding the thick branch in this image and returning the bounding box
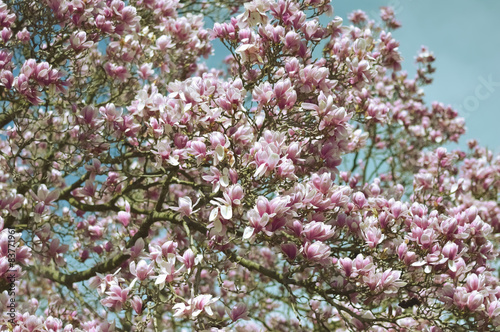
[0,111,15,128]
[33,210,177,287]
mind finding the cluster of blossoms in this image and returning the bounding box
[0,0,498,331]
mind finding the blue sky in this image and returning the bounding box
[207,0,500,153]
[335,0,500,153]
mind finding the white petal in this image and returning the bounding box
[243,226,254,240]
[411,260,426,267]
[220,175,229,187]
[220,205,232,220]
[448,259,457,272]
[254,163,266,178]
[129,278,137,289]
[209,207,219,221]
[215,145,225,161]
[205,306,214,316]
[155,274,167,285]
[168,155,179,166]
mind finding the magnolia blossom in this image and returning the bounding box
[237,0,270,27]
[171,196,197,217]
[2,0,500,330]
[100,285,129,312]
[129,260,153,281]
[154,254,184,289]
[235,43,264,64]
[228,303,249,321]
[173,294,219,319]
[302,241,331,262]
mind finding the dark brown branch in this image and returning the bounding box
[0,111,15,128]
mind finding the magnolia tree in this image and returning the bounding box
[0,0,499,331]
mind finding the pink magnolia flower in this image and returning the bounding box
[70,31,94,51]
[281,243,298,260]
[352,192,367,208]
[362,224,385,249]
[48,238,69,266]
[302,221,335,241]
[154,254,183,289]
[84,158,104,174]
[44,316,63,331]
[171,196,196,217]
[202,166,230,193]
[189,140,207,164]
[274,79,297,110]
[377,269,407,294]
[156,35,173,51]
[488,301,500,319]
[302,241,331,262]
[228,303,249,321]
[237,0,270,27]
[178,248,202,270]
[30,184,60,206]
[215,184,241,213]
[99,103,122,122]
[101,285,129,312]
[235,42,264,64]
[353,254,374,275]
[0,193,24,217]
[173,294,219,318]
[129,238,145,259]
[390,200,408,219]
[244,195,290,238]
[441,241,459,261]
[129,260,153,281]
[1,27,11,43]
[117,201,131,227]
[465,274,483,292]
[153,139,179,166]
[339,257,354,277]
[131,295,143,315]
[253,81,274,104]
[209,197,233,222]
[466,290,484,311]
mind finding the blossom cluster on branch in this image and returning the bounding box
[0,0,498,331]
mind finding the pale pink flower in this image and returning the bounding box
[101,285,129,311]
[235,43,264,64]
[202,166,230,193]
[131,295,143,314]
[178,248,202,270]
[237,0,270,27]
[173,294,219,318]
[228,303,249,321]
[466,291,484,311]
[70,31,93,51]
[378,269,407,294]
[363,226,385,249]
[117,201,131,227]
[302,241,330,262]
[154,254,183,289]
[30,184,60,206]
[302,221,335,241]
[171,196,196,217]
[129,260,153,281]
